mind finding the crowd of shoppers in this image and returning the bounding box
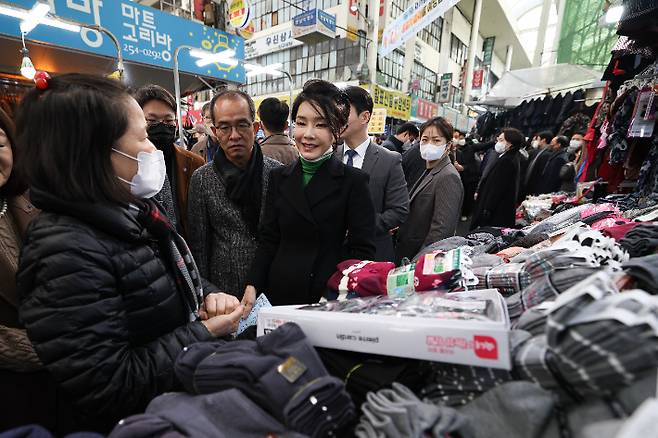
[0,71,591,433]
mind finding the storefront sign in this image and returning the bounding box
[411,97,439,121]
[0,0,245,82]
[238,20,255,39]
[244,24,302,60]
[380,0,460,57]
[438,73,452,103]
[228,0,251,29]
[368,107,387,134]
[363,84,412,120]
[482,37,495,66]
[292,8,336,45]
[472,70,484,89]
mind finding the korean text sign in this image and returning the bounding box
[0,0,245,83]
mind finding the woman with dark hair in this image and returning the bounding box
[15,74,243,431]
[0,107,48,431]
[470,128,523,229]
[243,79,375,309]
[396,117,463,262]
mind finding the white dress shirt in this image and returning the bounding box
[342,137,371,169]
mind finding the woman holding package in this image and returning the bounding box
[16,73,243,432]
[470,128,523,229]
[395,117,464,263]
[243,79,375,309]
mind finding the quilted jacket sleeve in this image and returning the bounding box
[17,220,212,422]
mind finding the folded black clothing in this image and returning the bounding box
[509,233,550,249]
[175,323,346,428]
[109,389,308,438]
[581,210,615,225]
[316,348,430,408]
[284,376,356,438]
[619,224,658,257]
[623,254,658,294]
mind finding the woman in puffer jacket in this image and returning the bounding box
[15,74,243,433]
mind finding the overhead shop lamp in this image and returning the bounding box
[0,1,123,79]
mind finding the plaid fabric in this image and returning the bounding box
[548,291,658,398]
[513,334,559,390]
[520,267,599,311]
[527,204,590,236]
[138,199,203,320]
[523,245,599,282]
[485,263,531,297]
[514,306,551,336]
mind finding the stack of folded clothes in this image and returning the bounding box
[175,323,356,437]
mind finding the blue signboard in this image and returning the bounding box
[317,9,336,33]
[0,0,245,83]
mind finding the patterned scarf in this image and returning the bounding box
[137,199,203,321]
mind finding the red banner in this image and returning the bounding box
[472,70,484,89]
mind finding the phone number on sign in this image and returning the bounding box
[123,44,172,62]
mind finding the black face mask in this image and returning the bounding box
[147,122,176,151]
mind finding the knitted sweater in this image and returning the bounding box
[187,157,281,298]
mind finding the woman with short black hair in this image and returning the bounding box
[243,79,375,309]
[16,73,242,431]
[396,117,463,262]
[470,127,523,229]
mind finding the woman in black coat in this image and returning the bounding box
[244,80,376,308]
[470,128,524,229]
[15,74,242,432]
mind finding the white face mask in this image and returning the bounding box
[112,148,166,199]
[457,139,466,146]
[420,143,447,161]
[495,142,507,154]
[570,139,583,149]
[531,140,539,149]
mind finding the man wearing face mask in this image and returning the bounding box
[381,122,419,155]
[470,128,523,230]
[396,117,463,263]
[133,85,205,239]
[453,130,480,221]
[537,135,570,194]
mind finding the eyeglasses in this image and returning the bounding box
[215,121,253,135]
[146,118,177,127]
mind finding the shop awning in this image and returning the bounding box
[475,64,605,107]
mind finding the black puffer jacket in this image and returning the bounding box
[17,189,214,431]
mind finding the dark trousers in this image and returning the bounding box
[461,179,478,217]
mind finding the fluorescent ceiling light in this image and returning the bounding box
[245,62,284,77]
[0,3,81,33]
[189,48,237,67]
[605,5,624,23]
[42,17,81,32]
[20,2,50,34]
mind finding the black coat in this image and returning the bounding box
[538,150,569,194]
[471,151,521,229]
[524,148,552,196]
[248,157,376,306]
[17,189,213,431]
[402,141,426,190]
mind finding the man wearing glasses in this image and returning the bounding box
[133,85,205,239]
[187,90,281,300]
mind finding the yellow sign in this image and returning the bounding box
[238,20,255,39]
[368,108,387,133]
[253,94,297,122]
[229,0,250,29]
[362,84,411,120]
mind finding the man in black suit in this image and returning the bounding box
[340,86,409,262]
[524,130,554,196]
[381,122,419,154]
[537,135,570,194]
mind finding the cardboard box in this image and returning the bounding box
[257,289,512,370]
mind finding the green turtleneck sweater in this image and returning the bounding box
[300,151,333,186]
